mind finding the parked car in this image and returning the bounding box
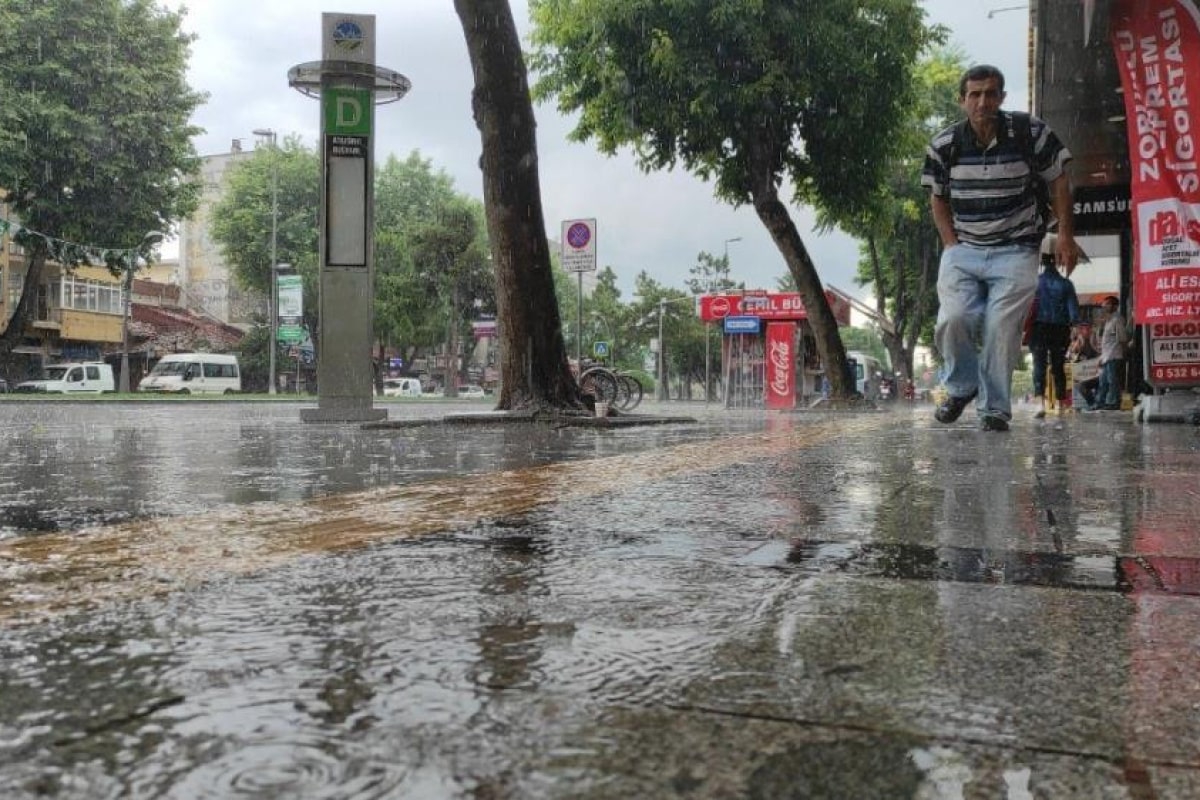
[457,384,486,399]
[15,362,115,394]
[382,377,422,397]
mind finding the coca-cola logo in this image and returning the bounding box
[768,340,790,396]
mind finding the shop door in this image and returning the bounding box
[724,333,765,408]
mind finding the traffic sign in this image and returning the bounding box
[593,341,610,358]
[560,218,597,272]
[724,315,761,334]
[277,324,305,344]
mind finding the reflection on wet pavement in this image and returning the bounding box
[0,411,885,624]
[2,403,1200,797]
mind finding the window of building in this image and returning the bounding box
[59,274,123,316]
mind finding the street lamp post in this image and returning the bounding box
[119,231,165,393]
[657,298,667,402]
[254,128,279,395]
[987,5,1026,18]
[706,236,741,403]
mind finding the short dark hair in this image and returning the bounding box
[959,65,1006,99]
[1103,295,1119,308]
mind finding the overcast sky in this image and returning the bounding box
[165,0,1032,300]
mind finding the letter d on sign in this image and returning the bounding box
[336,96,361,128]
[323,88,372,136]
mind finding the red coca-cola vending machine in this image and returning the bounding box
[764,322,797,410]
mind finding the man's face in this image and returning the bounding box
[960,77,1005,133]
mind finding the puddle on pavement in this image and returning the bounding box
[774,539,1199,595]
[0,416,886,626]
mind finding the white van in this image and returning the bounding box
[15,362,115,394]
[382,377,422,397]
[139,353,241,395]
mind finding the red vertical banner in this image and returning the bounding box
[764,322,796,410]
[1112,0,1200,324]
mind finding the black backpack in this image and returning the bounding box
[945,111,1055,235]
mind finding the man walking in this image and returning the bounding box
[922,64,1078,431]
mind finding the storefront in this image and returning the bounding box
[698,289,852,409]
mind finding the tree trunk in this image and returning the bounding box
[866,234,912,383]
[0,245,48,376]
[454,0,584,413]
[745,147,851,398]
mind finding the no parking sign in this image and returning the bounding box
[561,218,597,272]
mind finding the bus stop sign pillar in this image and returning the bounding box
[292,13,410,423]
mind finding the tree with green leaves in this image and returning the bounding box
[406,196,495,395]
[210,137,320,312]
[842,47,966,382]
[685,250,742,298]
[0,0,203,369]
[210,144,493,391]
[530,0,938,399]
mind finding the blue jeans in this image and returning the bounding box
[1096,359,1123,408]
[935,243,1038,421]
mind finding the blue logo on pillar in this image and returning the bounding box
[332,20,364,51]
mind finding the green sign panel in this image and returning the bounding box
[322,88,373,135]
[277,324,305,344]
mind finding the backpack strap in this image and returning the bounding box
[1009,111,1055,233]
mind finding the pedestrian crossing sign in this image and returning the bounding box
[593,341,610,358]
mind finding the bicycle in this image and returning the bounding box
[613,371,644,411]
[572,359,620,408]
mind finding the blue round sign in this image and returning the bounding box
[566,222,592,249]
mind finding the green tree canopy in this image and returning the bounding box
[845,46,967,378]
[209,142,493,384]
[529,0,939,399]
[0,0,204,355]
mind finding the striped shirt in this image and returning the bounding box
[922,111,1071,248]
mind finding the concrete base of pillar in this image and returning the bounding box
[1135,391,1200,424]
[301,403,388,424]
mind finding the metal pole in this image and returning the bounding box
[255,129,279,396]
[576,272,583,364]
[118,231,163,393]
[270,264,278,393]
[658,298,666,402]
[119,251,134,393]
[710,237,741,404]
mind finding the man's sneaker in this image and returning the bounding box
[981,415,1010,432]
[934,389,978,424]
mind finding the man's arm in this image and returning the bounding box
[930,194,958,248]
[1049,174,1078,273]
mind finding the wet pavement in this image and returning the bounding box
[1,399,1199,798]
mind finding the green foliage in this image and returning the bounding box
[685,250,743,296]
[849,47,967,354]
[401,194,495,352]
[210,145,493,358]
[0,0,204,252]
[530,0,938,219]
[840,327,889,367]
[210,137,320,293]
